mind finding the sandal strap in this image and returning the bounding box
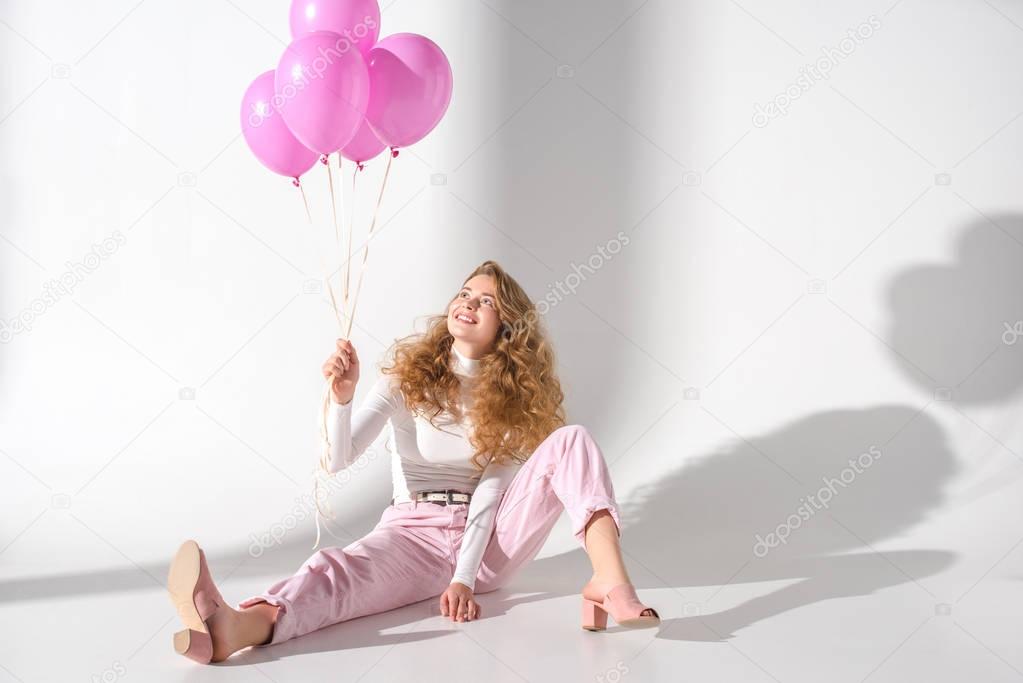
[604,583,655,620]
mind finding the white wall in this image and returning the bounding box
[2,0,1023,677]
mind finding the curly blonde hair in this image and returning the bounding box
[379,260,566,471]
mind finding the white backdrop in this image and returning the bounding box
[2,0,1023,681]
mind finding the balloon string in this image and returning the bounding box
[299,181,345,331]
[345,164,358,302]
[343,148,395,340]
[298,181,312,223]
[326,158,353,333]
[298,179,351,550]
[307,149,399,550]
[313,373,350,550]
[327,157,340,250]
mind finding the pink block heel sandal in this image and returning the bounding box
[581,583,661,631]
[167,539,225,664]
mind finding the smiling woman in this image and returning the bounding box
[167,259,659,664]
[379,260,566,471]
[450,279,500,333]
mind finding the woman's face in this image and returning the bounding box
[447,274,502,351]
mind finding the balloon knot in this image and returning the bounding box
[320,154,329,165]
[356,162,365,172]
[292,177,301,187]
[391,147,400,158]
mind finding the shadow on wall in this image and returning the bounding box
[887,213,1023,405]
[508,404,958,641]
[885,212,1023,507]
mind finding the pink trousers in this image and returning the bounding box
[238,424,623,645]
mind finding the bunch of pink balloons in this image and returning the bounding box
[240,0,453,181]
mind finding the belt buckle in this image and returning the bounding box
[419,491,447,505]
[416,489,467,505]
[446,489,470,505]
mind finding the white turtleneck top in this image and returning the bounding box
[325,344,522,591]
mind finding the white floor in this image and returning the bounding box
[3,473,1023,683]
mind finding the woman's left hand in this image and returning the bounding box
[439,581,480,622]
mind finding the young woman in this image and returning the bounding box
[167,260,659,664]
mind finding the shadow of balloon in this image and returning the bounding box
[884,212,1023,511]
[886,213,1023,404]
[468,403,957,642]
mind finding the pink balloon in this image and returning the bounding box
[240,70,318,179]
[275,31,370,155]
[289,0,380,57]
[365,32,453,149]
[339,115,386,163]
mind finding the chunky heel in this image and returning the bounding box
[581,597,608,631]
[167,540,226,664]
[173,628,213,663]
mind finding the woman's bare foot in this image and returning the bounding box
[205,606,246,662]
[205,603,277,662]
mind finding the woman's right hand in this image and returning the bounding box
[322,338,359,405]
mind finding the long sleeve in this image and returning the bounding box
[325,374,401,473]
[449,458,522,591]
